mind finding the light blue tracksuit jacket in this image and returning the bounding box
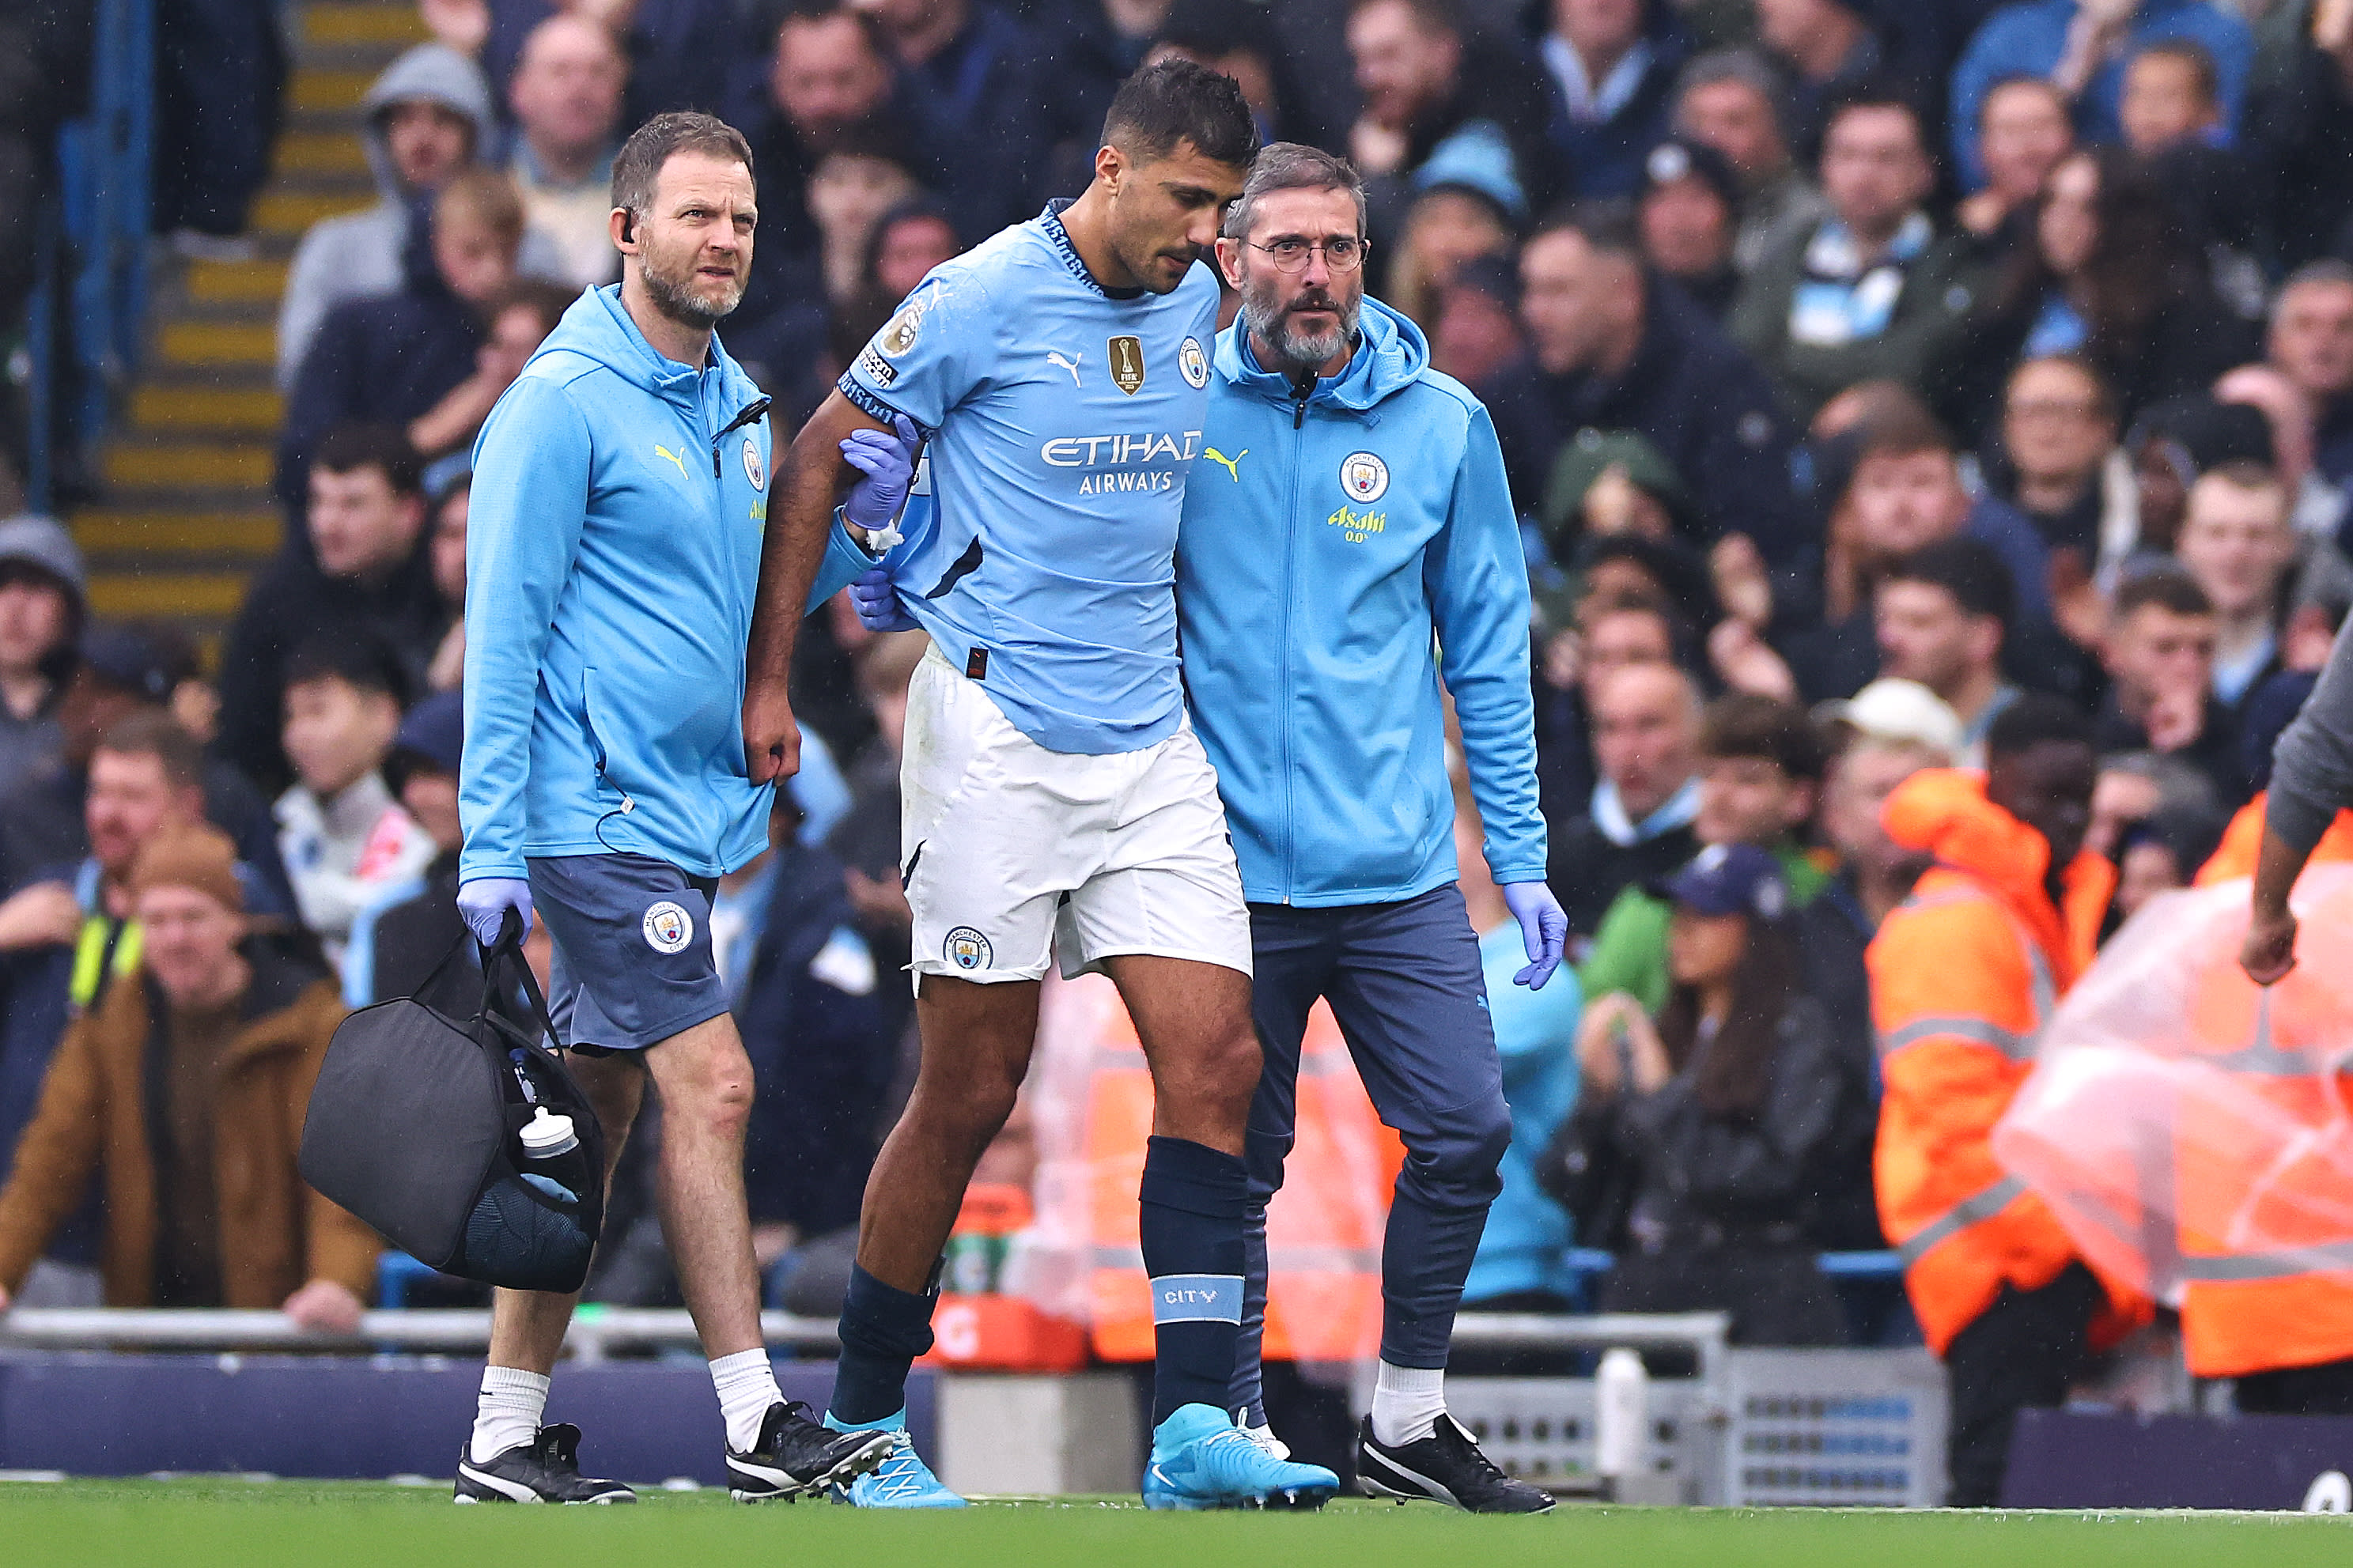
[460,285,868,882]
[1176,299,1546,905]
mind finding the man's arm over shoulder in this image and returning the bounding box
[1426,392,1545,882]
[460,375,594,882]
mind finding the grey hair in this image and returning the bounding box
[2275,258,2353,315]
[1220,142,1366,243]
[1673,47,1787,117]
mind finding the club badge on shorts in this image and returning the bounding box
[742,436,765,490]
[1341,451,1389,503]
[643,901,694,954]
[944,925,992,971]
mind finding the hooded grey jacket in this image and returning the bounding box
[274,43,565,387]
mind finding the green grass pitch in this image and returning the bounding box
[2,1478,2349,1566]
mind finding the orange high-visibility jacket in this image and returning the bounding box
[2179,807,2353,1376]
[1870,769,2130,1355]
[2193,793,2353,886]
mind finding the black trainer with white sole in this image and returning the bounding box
[727,1400,900,1502]
[454,1424,637,1504]
[1356,1415,1556,1513]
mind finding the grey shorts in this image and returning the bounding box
[527,852,727,1054]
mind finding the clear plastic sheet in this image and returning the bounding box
[1993,866,2353,1309]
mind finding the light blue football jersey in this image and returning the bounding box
[838,203,1221,757]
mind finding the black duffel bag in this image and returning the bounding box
[301,920,606,1293]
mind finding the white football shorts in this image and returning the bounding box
[899,644,1252,985]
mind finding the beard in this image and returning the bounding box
[641,245,746,328]
[1240,278,1360,375]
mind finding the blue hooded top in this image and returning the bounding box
[1175,297,1546,905]
[460,285,869,882]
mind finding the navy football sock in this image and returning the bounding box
[829,1263,938,1425]
[1139,1135,1249,1426]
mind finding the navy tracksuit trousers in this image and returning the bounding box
[1230,884,1512,1422]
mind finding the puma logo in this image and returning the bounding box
[653,444,690,479]
[1046,350,1083,387]
[1204,448,1246,482]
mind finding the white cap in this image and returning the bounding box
[1819,678,1963,761]
[520,1107,578,1158]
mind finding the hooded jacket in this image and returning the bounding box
[460,285,869,882]
[1175,299,1544,906]
[274,42,566,388]
[1867,768,2135,1355]
[0,948,377,1306]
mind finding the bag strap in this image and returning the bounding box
[477,909,563,1056]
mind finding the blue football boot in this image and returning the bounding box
[1141,1404,1340,1510]
[823,1410,967,1508]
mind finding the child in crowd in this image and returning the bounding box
[274,634,436,966]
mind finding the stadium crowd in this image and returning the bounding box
[5,0,2353,1501]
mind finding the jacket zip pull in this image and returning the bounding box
[711,395,774,474]
[1292,388,1309,430]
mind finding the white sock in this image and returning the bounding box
[1371,1361,1446,1448]
[471,1366,550,1463]
[711,1348,783,1453]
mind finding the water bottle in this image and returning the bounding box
[1595,1347,1649,1496]
[518,1107,581,1206]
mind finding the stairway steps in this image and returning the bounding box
[158,320,278,368]
[130,385,285,433]
[76,512,283,559]
[290,69,375,113]
[303,2,428,46]
[252,187,376,236]
[185,258,293,304]
[88,572,253,619]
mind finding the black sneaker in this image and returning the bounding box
[727,1400,901,1502]
[454,1423,637,1504]
[1356,1415,1556,1513]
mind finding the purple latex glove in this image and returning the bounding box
[842,413,920,546]
[457,877,534,945]
[1502,880,1568,989]
[850,565,918,633]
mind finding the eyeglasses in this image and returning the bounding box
[1247,236,1369,273]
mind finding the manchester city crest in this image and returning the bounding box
[1341,450,1390,503]
[642,901,694,954]
[742,436,765,490]
[1178,335,1209,388]
[944,925,993,971]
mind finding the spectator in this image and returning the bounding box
[1634,138,1742,319]
[0,627,293,910]
[1384,183,1517,332]
[1954,75,2074,250]
[2267,262,2353,496]
[805,137,925,322]
[1486,207,1804,570]
[2092,565,2248,806]
[1560,844,1852,1345]
[2111,802,2224,916]
[0,825,376,1324]
[1147,0,1293,146]
[1731,82,1981,425]
[2120,38,2265,264]
[1754,0,1887,156]
[425,0,742,136]
[1534,0,1685,201]
[1457,764,1581,1315]
[505,13,628,288]
[863,0,1047,244]
[1341,0,1556,245]
[1984,355,2139,604]
[1948,0,2254,190]
[278,174,532,522]
[1817,686,1954,928]
[826,630,926,1037]
[0,516,85,802]
[2124,391,2274,556]
[1951,148,2255,444]
[1875,538,2024,761]
[275,43,566,389]
[1532,593,1684,855]
[341,690,465,1007]
[274,637,436,967]
[1548,660,1704,935]
[1673,47,1826,274]
[1543,428,1693,550]
[1429,255,1526,388]
[2175,462,2294,711]
[1581,692,1833,1016]
[2244,0,2353,270]
[150,0,285,254]
[423,468,471,693]
[219,426,443,798]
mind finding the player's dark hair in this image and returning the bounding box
[1223,142,1364,240]
[1101,58,1259,170]
[313,422,425,497]
[2113,565,2212,622]
[1883,537,2016,633]
[612,111,755,230]
[1700,693,1830,783]
[1987,691,2092,760]
[284,631,411,709]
